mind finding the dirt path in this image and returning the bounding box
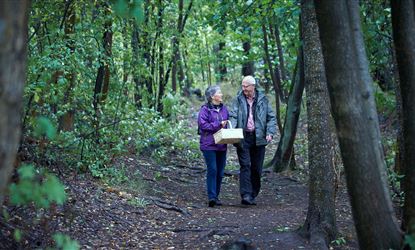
[0,107,359,249]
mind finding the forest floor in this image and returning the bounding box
[0,106,363,250]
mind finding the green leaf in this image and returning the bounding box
[17,165,35,179]
[34,116,56,140]
[53,233,80,250]
[13,229,22,242]
[113,0,129,17]
[43,175,67,205]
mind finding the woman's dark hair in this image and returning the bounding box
[204,85,221,103]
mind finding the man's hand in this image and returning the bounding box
[266,135,273,143]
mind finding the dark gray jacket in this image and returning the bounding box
[229,89,277,146]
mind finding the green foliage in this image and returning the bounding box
[53,233,80,250]
[13,229,22,242]
[34,116,57,140]
[112,0,144,22]
[331,237,347,246]
[405,225,415,250]
[273,226,291,232]
[131,108,199,162]
[374,86,396,115]
[9,165,66,208]
[127,197,149,208]
[161,93,181,118]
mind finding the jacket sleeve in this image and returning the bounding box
[228,98,238,129]
[198,108,221,132]
[266,100,277,136]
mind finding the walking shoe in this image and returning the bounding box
[208,199,216,207]
[215,199,223,206]
[241,195,255,205]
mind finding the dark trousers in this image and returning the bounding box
[202,150,227,200]
[237,132,265,198]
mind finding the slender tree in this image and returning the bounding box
[298,1,336,248]
[0,0,29,205]
[391,0,415,237]
[268,51,303,172]
[314,1,402,249]
[170,0,193,93]
[58,2,76,131]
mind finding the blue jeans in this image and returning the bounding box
[202,150,227,201]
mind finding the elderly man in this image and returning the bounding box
[229,75,277,205]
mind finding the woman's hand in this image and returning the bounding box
[221,120,228,128]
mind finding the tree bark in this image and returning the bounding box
[241,26,254,76]
[314,1,402,249]
[261,22,283,133]
[131,21,141,109]
[156,0,165,113]
[391,0,415,236]
[268,50,304,172]
[269,14,287,81]
[170,0,192,93]
[58,5,76,131]
[298,2,336,248]
[0,0,29,205]
[171,0,183,93]
[93,7,112,137]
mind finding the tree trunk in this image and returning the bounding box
[0,0,29,205]
[391,0,415,236]
[205,37,212,86]
[131,21,141,109]
[298,2,336,248]
[171,0,183,93]
[268,50,304,172]
[261,22,283,132]
[93,8,112,137]
[262,56,271,93]
[314,1,402,249]
[156,0,165,113]
[182,46,193,96]
[241,40,254,76]
[100,23,113,103]
[58,5,76,131]
[241,26,254,76]
[269,14,287,81]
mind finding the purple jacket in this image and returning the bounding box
[198,103,229,151]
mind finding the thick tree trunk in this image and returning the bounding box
[0,0,29,205]
[298,2,336,248]
[269,50,304,172]
[241,41,254,76]
[314,1,402,249]
[391,0,415,236]
[217,41,227,81]
[241,26,254,76]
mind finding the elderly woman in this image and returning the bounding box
[197,85,229,207]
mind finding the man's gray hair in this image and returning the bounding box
[242,75,256,85]
[205,85,221,103]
